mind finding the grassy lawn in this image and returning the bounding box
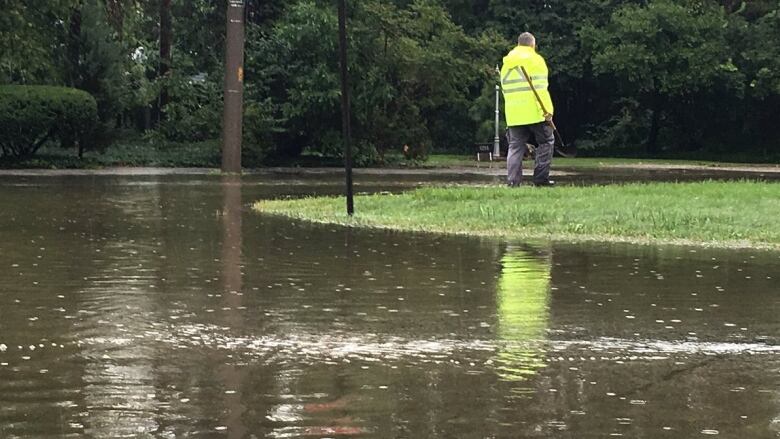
[421,154,778,169]
[255,181,780,249]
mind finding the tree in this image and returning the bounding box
[0,0,777,162]
[735,4,780,153]
[475,0,638,148]
[105,0,127,38]
[158,0,173,118]
[0,0,79,83]
[244,0,498,162]
[350,0,499,156]
[588,0,742,154]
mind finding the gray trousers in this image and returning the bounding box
[506,122,554,185]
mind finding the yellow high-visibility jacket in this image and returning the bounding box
[500,45,554,126]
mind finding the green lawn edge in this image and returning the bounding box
[419,154,780,170]
[254,181,780,251]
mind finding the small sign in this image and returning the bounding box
[475,142,492,153]
[474,142,494,161]
[238,67,244,82]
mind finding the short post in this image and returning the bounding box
[493,65,501,158]
[338,0,354,216]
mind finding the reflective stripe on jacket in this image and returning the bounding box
[501,46,554,126]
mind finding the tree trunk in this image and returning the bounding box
[106,0,125,40]
[646,98,662,156]
[144,106,152,131]
[67,2,83,88]
[158,0,173,123]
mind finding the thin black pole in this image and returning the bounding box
[222,0,245,173]
[338,0,354,216]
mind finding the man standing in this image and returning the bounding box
[501,32,555,187]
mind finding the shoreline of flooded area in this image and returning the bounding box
[0,175,778,438]
[0,161,779,182]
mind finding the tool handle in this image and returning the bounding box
[519,66,551,117]
[519,65,567,149]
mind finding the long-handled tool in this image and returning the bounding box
[519,66,576,158]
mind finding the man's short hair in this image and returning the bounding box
[518,32,536,47]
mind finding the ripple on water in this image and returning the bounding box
[67,323,780,367]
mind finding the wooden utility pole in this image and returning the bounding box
[222,0,246,173]
[338,0,354,215]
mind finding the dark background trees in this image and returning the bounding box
[1,0,778,163]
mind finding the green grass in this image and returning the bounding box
[421,154,779,169]
[255,181,780,249]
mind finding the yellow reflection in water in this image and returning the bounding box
[495,245,551,381]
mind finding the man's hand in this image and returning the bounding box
[544,113,553,123]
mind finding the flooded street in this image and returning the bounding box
[0,174,778,438]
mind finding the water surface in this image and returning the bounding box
[0,174,778,438]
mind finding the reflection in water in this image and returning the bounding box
[218,175,248,438]
[221,175,243,303]
[78,185,165,437]
[495,245,551,382]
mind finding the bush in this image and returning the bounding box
[0,86,98,159]
[242,102,281,166]
[154,75,223,142]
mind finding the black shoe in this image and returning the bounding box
[534,180,555,187]
[507,181,521,187]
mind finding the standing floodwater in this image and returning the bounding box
[0,174,778,438]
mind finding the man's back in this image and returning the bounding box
[500,45,553,127]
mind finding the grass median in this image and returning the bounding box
[254,181,780,249]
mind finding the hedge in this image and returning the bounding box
[0,85,98,159]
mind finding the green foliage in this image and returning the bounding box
[741,7,780,98]
[92,139,221,167]
[68,0,129,149]
[0,86,97,158]
[1,0,779,166]
[590,1,738,95]
[470,80,505,148]
[350,0,499,156]
[243,100,283,165]
[245,0,340,159]
[153,74,223,142]
[587,0,748,154]
[0,0,78,82]
[2,138,221,169]
[246,0,498,164]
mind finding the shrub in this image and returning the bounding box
[154,75,223,142]
[243,102,281,166]
[0,86,98,159]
